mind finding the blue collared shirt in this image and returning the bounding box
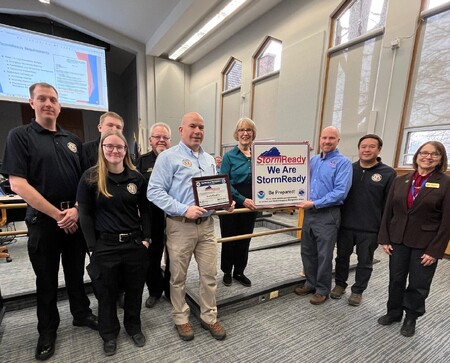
[309,149,352,209]
[147,141,216,217]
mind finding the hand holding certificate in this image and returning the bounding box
[192,175,232,210]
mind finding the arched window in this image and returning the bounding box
[254,37,282,78]
[223,57,242,91]
[398,0,450,167]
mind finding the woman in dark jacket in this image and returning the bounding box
[77,130,151,355]
[377,141,450,337]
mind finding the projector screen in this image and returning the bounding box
[0,24,108,111]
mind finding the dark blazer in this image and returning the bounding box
[378,171,450,259]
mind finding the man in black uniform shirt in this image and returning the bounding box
[1,83,97,361]
[135,122,172,308]
[82,111,124,170]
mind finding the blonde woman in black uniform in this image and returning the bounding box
[77,130,151,356]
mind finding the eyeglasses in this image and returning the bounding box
[418,151,441,158]
[102,144,127,152]
[237,128,253,133]
[151,135,170,141]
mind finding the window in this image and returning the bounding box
[399,6,450,167]
[334,0,388,46]
[223,58,242,91]
[254,37,282,78]
[427,0,450,10]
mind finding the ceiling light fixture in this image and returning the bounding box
[39,0,51,4]
[169,0,247,60]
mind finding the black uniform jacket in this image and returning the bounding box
[377,171,450,259]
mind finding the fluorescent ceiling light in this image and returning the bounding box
[169,0,247,60]
[39,0,51,4]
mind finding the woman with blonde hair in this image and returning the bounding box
[219,118,258,287]
[77,130,151,355]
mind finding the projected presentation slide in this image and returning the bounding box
[0,24,108,111]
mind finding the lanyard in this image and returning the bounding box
[411,178,428,200]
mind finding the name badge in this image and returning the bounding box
[425,182,439,188]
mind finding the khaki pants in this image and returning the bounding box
[166,217,218,325]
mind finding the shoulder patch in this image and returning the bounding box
[127,183,138,194]
[67,142,78,153]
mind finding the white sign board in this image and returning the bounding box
[252,141,310,207]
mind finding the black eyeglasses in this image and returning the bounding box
[102,144,127,152]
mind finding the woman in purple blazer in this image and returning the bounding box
[377,141,450,337]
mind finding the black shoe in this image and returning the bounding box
[117,292,125,309]
[233,274,251,287]
[73,313,99,331]
[35,337,56,361]
[131,332,146,347]
[103,339,117,356]
[400,318,416,337]
[377,314,402,326]
[145,296,159,308]
[223,273,232,286]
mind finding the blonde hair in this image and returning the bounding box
[87,130,136,198]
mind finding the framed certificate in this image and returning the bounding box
[192,174,232,210]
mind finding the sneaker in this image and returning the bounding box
[310,293,329,305]
[223,273,232,286]
[175,322,194,341]
[330,285,346,299]
[294,285,314,296]
[233,274,251,287]
[348,293,362,306]
[201,320,227,340]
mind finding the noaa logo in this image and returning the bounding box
[67,142,77,153]
[257,191,265,199]
[182,159,192,167]
[371,173,382,182]
[127,183,138,194]
[298,189,305,196]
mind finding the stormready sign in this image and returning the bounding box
[252,141,310,207]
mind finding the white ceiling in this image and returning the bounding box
[0,0,283,65]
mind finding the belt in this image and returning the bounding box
[167,216,210,225]
[99,230,141,243]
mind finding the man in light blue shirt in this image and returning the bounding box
[295,126,352,305]
[148,112,231,342]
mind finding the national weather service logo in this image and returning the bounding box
[67,142,77,153]
[257,191,265,199]
[127,183,138,194]
[371,173,382,182]
[182,159,192,167]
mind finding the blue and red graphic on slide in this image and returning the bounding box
[76,52,100,105]
[256,147,306,165]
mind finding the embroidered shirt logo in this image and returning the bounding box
[67,142,77,153]
[127,183,138,194]
[371,173,382,182]
[182,159,192,167]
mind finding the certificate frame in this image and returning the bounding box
[192,174,232,210]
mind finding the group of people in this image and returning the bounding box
[1,82,449,361]
[293,126,450,339]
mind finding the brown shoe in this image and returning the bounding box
[348,293,362,306]
[201,320,226,340]
[175,322,194,341]
[294,285,314,296]
[330,285,346,299]
[310,293,329,305]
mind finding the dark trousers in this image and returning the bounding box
[335,229,378,294]
[91,239,148,341]
[219,183,257,276]
[301,207,340,295]
[386,243,437,319]
[27,218,92,340]
[146,236,171,299]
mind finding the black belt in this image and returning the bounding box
[167,216,209,225]
[99,231,141,243]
